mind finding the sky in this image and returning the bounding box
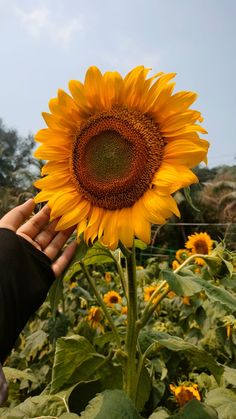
[0,0,235,168]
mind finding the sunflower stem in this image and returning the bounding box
[137,287,170,330]
[173,253,206,273]
[80,262,121,348]
[110,251,128,300]
[124,242,139,402]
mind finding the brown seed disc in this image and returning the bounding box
[71,107,165,210]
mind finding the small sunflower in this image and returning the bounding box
[121,305,128,315]
[185,232,213,265]
[144,285,157,302]
[104,272,112,282]
[103,290,122,307]
[175,248,190,263]
[170,383,201,407]
[34,66,209,249]
[87,306,104,332]
[172,260,180,270]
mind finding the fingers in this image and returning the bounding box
[30,218,59,250]
[52,240,77,277]
[44,226,76,261]
[0,199,35,232]
[17,204,51,239]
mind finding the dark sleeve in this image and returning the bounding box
[0,228,55,364]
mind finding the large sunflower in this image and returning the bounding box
[34,66,209,249]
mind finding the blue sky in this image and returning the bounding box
[0,0,235,167]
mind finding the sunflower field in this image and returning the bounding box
[0,66,236,418]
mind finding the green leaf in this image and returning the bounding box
[144,331,223,384]
[49,274,64,318]
[0,395,67,418]
[194,277,236,313]
[223,365,236,386]
[59,414,79,419]
[135,366,152,412]
[162,270,202,296]
[3,367,36,383]
[79,389,142,419]
[21,330,48,359]
[83,242,115,266]
[171,399,218,419]
[183,186,200,212]
[205,388,236,419]
[50,335,105,394]
[134,239,147,250]
[162,270,236,314]
[148,409,169,419]
[63,240,89,281]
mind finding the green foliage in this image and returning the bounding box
[1,183,236,418]
[79,390,142,419]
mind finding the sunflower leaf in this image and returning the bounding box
[183,186,200,212]
[142,331,223,384]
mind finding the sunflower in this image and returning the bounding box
[170,383,201,407]
[172,260,180,270]
[87,306,104,332]
[34,66,209,249]
[144,285,157,302]
[103,290,122,307]
[175,248,190,263]
[185,232,213,265]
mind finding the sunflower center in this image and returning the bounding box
[71,107,165,210]
[194,239,209,254]
[110,296,119,304]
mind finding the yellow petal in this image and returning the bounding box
[164,140,209,167]
[56,200,90,230]
[84,66,104,110]
[34,171,71,190]
[152,163,199,193]
[103,71,124,108]
[34,144,70,160]
[41,159,69,175]
[158,91,198,121]
[117,208,134,248]
[132,202,151,244]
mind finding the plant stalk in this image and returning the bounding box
[123,243,139,402]
[80,262,121,348]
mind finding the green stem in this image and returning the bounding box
[80,262,121,348]
[174,253,205,274]
[112,252,128,301]
[123,243,139,402]
[137,287,170,330]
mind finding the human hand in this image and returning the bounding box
[0,199,77,277]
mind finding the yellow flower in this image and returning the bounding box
[167,290,176,299]
[34,66,209,249]
[175,249,190,263]
[182,296,191,305]
[170,383,201,407]
[87,306,104,332]
[172,260,180,270]
[185,232,213,265]
[121,305,128,315]
[105,272,112,282]
[144,285,157,302]
[69,281,77,289]
[103,290,122,307]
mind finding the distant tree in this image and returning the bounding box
[0,118,41,216]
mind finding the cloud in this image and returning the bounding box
[14,5,83,47]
